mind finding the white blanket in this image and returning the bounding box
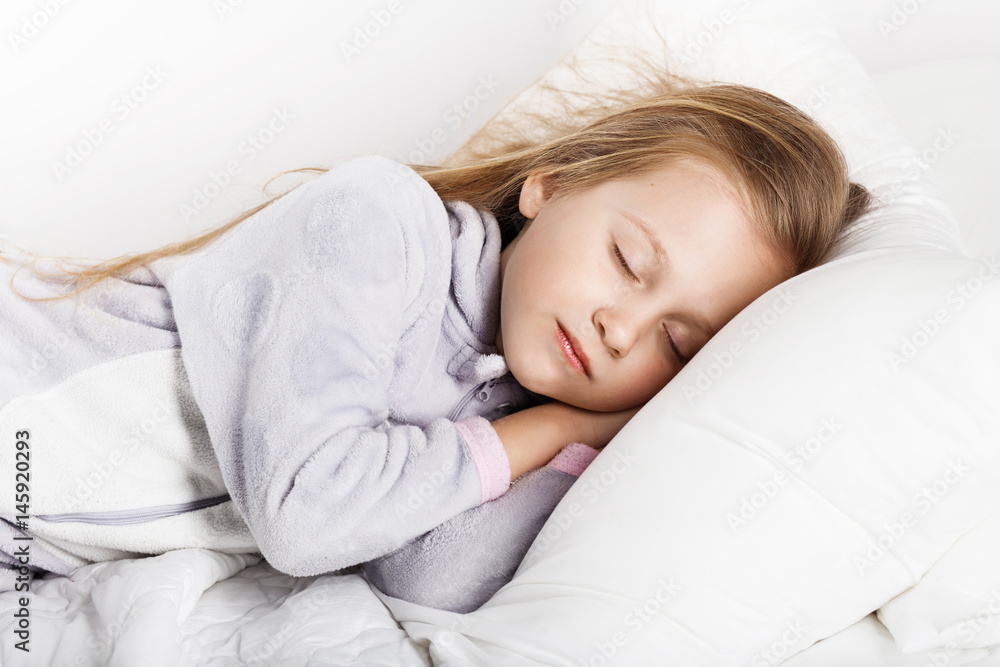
[3,550,1000,666]
[0,550,428,666]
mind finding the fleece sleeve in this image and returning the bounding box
[362,443,600,612]
[158,155,509,577]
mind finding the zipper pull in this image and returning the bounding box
[477,377,500,401]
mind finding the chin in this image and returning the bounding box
[508,364,548,399]
[507,355,560,402]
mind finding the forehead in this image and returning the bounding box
[615,158,745,205]
[608,160,790,283]
[605,160,753,237]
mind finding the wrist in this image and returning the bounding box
[491,402,578,481]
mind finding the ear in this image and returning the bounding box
[518,171,551,220]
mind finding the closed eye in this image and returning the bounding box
[664,324,690,364]
[613,244,637,281]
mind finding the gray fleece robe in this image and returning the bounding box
[0,155,572,598]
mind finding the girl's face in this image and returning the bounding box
[494,159,792,412]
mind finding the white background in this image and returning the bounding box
[1,0,997,259]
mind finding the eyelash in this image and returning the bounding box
[613,243,637,281]
[664,324,690,365]
[612,243,689,365]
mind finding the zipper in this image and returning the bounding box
[477,377,500,401]
[448,384,481,422]
[448,377,501,422]
[34,493,231,526]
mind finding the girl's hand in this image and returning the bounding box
[490,401,642,481]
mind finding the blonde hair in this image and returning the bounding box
[2,41,871,302]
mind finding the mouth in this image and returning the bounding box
[556,321,590,378]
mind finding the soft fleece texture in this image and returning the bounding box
[363,442,600,613]
[0,154,546,587]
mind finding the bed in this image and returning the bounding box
[2,0,1000,665]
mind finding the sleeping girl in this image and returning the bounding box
[0,64,871,612]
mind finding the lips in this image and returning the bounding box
[556,322,590,377]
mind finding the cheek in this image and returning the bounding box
[636,367,675,404]
[526,222,597,280]
[513,253,588,320]
[607,357,675,409]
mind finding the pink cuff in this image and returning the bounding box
[546,442,600,477]
[454,416,511,504]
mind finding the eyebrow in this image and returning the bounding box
[618,208,718,339]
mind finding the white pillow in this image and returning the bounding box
[374,0,1000,664]
[878,506,1000,652]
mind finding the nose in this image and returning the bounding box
[593,303,643,359]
